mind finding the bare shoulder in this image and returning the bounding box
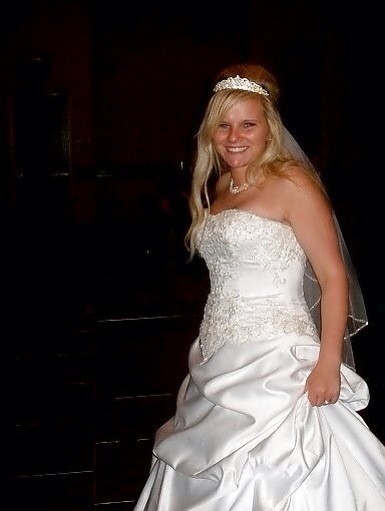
[284,164,319,187]
[269,165,330,224]
[280,165,326,202]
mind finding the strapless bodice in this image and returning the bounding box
[198,209,317,360]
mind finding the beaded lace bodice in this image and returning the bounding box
[198,209,317,360]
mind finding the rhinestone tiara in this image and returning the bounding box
[213,75,269,96]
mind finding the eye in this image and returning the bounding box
[218,123,229,129]
[243,122,256,128]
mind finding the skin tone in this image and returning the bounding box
[210,97,349,407]
[212,98,270,195]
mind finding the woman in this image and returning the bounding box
[134,63,385,510]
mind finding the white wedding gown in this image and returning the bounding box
[134,209,385,511]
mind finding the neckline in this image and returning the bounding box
[207,208,289,228]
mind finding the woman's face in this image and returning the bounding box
[212,97,270,171]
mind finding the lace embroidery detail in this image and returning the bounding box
[198,210,317,361]
[199,294,317,361]
[200,210,305,286]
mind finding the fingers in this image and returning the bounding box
[305,391,337,407]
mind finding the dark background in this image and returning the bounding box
[3,1,384,510]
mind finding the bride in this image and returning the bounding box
[133,63,385,510]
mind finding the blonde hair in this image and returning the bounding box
[185,63,325,255]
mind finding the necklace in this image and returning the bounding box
[229,177,250,195]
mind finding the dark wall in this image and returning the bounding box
[1,0,333,171]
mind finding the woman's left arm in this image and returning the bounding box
[284,169,349,407]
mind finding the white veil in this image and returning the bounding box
[282,127,368,370]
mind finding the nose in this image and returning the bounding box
[228,126,240,142]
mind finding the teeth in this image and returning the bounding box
[227,147,246,153]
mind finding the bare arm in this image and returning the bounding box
[284,169,349,406]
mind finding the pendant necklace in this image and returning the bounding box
[229,177,250,195]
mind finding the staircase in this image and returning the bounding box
[7,171,206,510]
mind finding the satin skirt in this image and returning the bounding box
[134,334,385,510]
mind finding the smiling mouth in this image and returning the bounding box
[226,146,248,153]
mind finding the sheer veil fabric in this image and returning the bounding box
[282,127,368,369]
